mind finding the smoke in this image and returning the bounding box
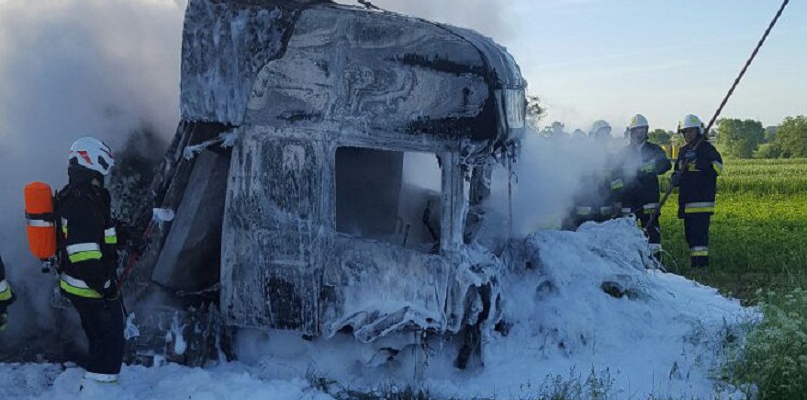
[486,132,628,239]
[0,0,185,352]
[338,0,517,40]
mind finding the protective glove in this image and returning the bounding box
[101,281,120,301]
[670,171,682,187]
[684,149,697,163]
[114,221,130,249]
[117,221,149,254]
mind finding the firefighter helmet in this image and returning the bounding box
[68,137,115,176]
[678,114,704,134]
[628,114,649,130]
[590,120,611,138]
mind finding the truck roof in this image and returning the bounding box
[181,0,526,148]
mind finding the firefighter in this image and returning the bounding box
[618,114,672,260]
[0,255,15,331]
[56,137,124,384]
[671,114,723,268]
[563,120,624,230]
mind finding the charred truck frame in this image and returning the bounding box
[129,0,527,369]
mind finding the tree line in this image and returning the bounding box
[716,116,807,159]
[526,97,806,159]
[687,116,806,159]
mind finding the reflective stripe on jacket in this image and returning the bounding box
[60,274,103,299]
[675,140,722,219]
[56,170,118,298]
[0,279,12,301]
[0,256,12,303]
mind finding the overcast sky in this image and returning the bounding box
[356,0,806,133]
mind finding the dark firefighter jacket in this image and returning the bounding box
[0,255,13,305]
[675,138,723,218]
[618,142,672,215]
[56,165,118,299]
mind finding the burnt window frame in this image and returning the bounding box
[332,145,448,254]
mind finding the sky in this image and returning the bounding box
[359,0,807,133]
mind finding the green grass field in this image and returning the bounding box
[657,158,807,303]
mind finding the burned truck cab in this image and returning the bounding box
[135,0,526,366]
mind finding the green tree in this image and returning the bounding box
[763,125,777,143]
[754,142,783,158]
[716,118,765,159]
[526,95,546,132]
[773,115,807,158]
[647,129,672,145]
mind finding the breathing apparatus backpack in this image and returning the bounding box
[24,182,60,272]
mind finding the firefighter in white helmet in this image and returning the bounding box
[671,114,723,268]
[616,114,671,261]
[56,137,125,387]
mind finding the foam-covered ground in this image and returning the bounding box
[0,219,752,400]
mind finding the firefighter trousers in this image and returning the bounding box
[684,213,711,268]
[67,295,125,375]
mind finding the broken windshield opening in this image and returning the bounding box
[335,147,442,253]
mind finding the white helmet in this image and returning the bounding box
[590,120,611,138]
[628,114,649,130]
[678,114,704,134]
[69,137,115,176]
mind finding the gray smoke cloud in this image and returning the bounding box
[0,0,185,350]
[484,134,620,239]
[336,0,517,40]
